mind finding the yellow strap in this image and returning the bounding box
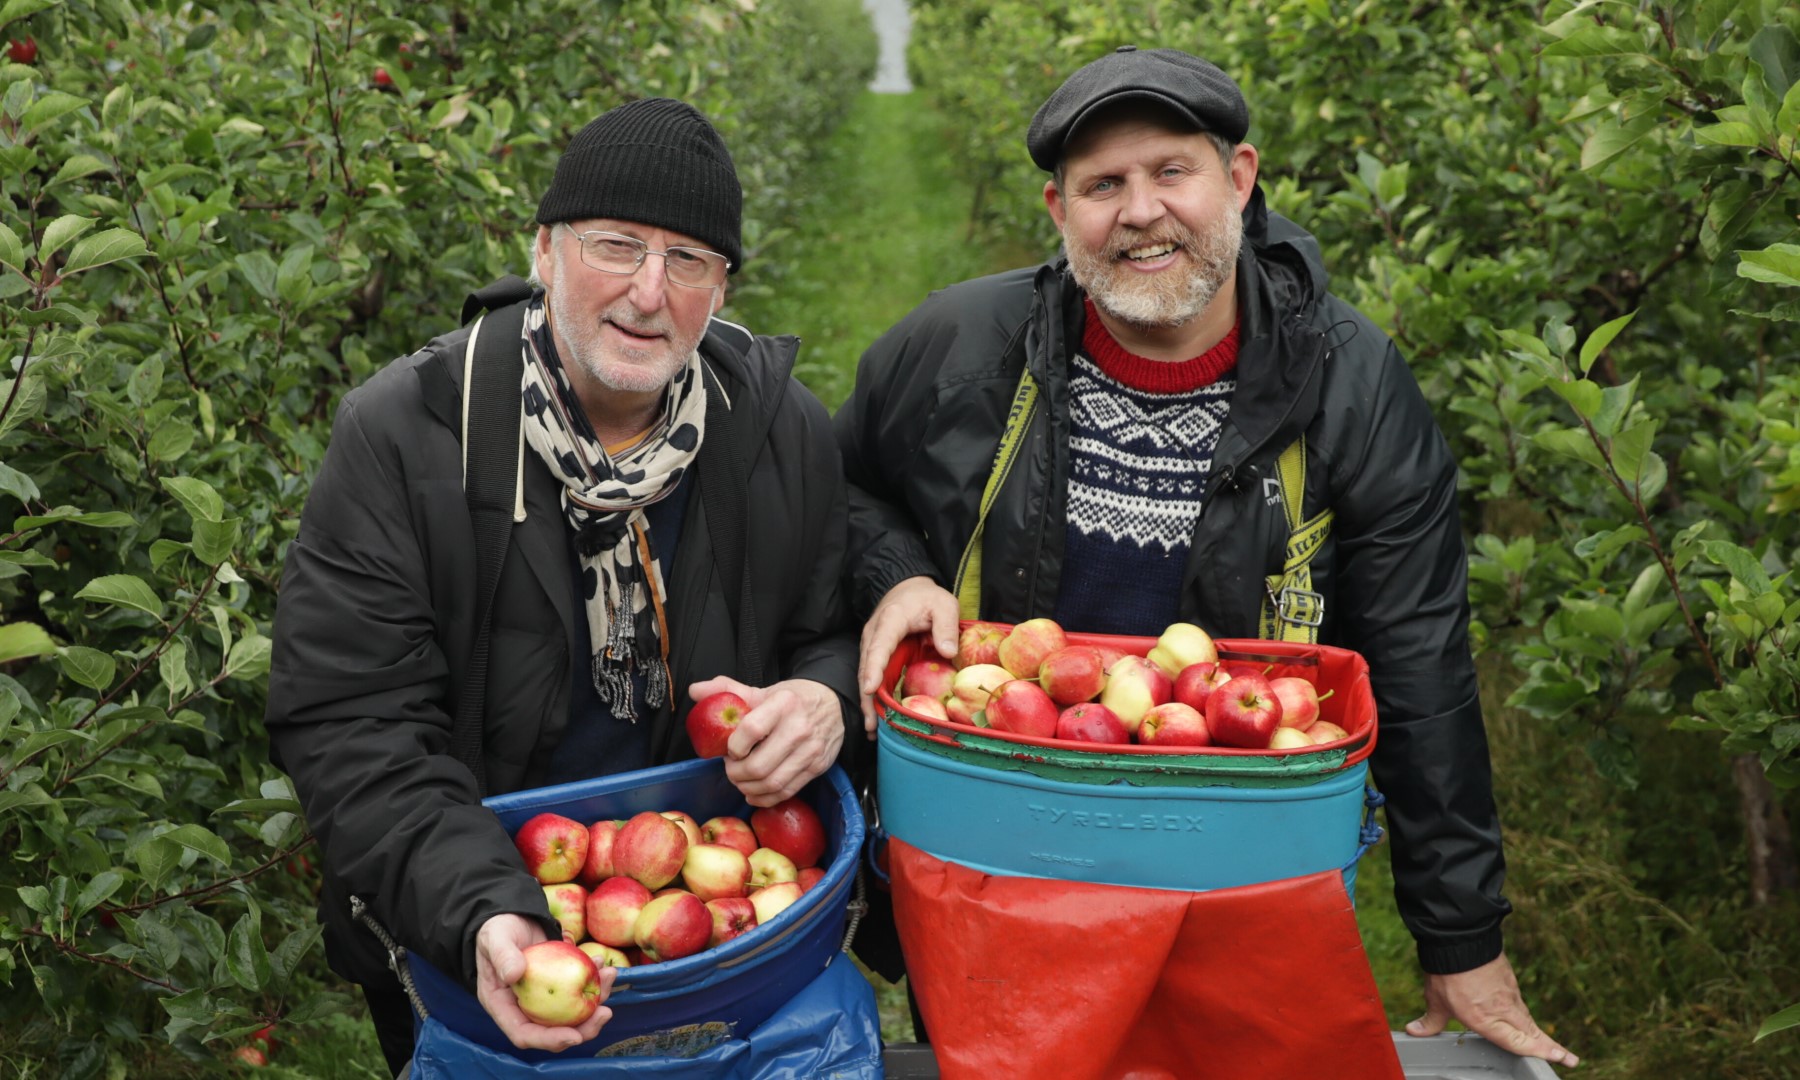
[1258,437,1334,643]
[953,372,1040,620]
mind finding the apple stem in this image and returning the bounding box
[1319,689,1336,702]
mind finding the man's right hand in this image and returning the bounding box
[474,913,617,1052]
[857,575,960,735]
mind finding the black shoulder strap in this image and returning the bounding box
[451,285,531,795]
[698,358,767,687]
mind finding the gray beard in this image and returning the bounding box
[1064,209,1242,331]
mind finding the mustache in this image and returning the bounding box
[1108,223,1201,258]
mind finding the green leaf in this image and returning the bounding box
[225,913,271,992]
[1748,25,1800,100]
[224,635,272,680]
[1550,379,1602,419]
[127,354,163,408]
[1532,428,1609,471]
[146,419,194,464]
[1693,121,1763,147]
[1579,311,1635,375]
[60,228,149,275]
[57,646,114,691]
[0,460,39,504]
[161,824,231,867]
[13,507,135,530]
[191,516,240,565]
[0,622,56,663]
[36,214,94,264]
[101,83,132,130]
[17,885,50,915]
[1581,112,1658,172]
[1702,540,1772,596]
[1609,420,1658,493]
[161,476,223,523]
[131,837,181,891]
[74,871,123,919]
[270,925,323,985]
[1756,1002,1800,1042]
[1573,524,1647,564]
[1560,598,1625,643]
[1738,244,1800,288]
[236,251,279,300]
[1590,376,1638,440]
[20,91,89,132]
[75,575,163,619]
[159,639,191,703]
[213,797,304,815]
[0,0,61,30]
[48,154,108,188]
[0,220,24,274]
[276,243,314,305]
[1780,81,1800,143]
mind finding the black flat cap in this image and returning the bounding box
[1026,46,1249,172]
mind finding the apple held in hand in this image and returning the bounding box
[515,813,589,885]
[749,881,804,926]
[1099,655,1173,736]
[748,846,798,888]
[634,892,712,963]
[706,897,759,946]
[1038,646,1106,705]
[1055,702,1129,745]
[750,797,827,869]
[543,882,588,943]
[685,691,749,758]
[946,663,1012,725]
[613,812,689,890]
[578,820,624,888]
[1269,676,1333,730]
[586,876,653,948]
[579,942,632,969]
[1145,622,1218,679]
[1173,661,1234,715]
[899,694,950,722]
[682,843,751,901]
[1206,674,1284,749]
[699,815,758,858]
[984,679,1060,737]
[901,659,955,701]
[513,940,604,1027]
[1138,702,1211,747]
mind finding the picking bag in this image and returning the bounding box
[890,838,1404,1080]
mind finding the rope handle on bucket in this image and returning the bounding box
[352,895,432,1021]
[1341,786,1387,872]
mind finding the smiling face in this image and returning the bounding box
[1045,105,1258,342]
[535,218,721,400]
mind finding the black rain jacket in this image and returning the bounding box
[835,193,1509,974]
[266,313,861,990]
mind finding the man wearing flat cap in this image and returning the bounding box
[266,97,861,1074]
[838,48,1576,1068]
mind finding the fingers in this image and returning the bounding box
[1404,990,1450,1039]
[724,686,841,805]
[686,675,762,709]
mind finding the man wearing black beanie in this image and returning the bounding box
[266,97,861,1073]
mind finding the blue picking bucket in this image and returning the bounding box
[875,632,1380,894]
[406,759,864,1060]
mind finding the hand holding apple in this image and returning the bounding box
[687,675,843,807]
[685,691,749,758]
[856,575,961,735]
[475,913,615,1052]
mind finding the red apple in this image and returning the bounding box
[633,892,711,962]
[747,846,798,888]
[1055,702,1129,744]
[996,617,1068,679]
[542,882,588,943]
[1269,676,1331,730]
[699,815,757,858]
[514,813,589,885]
[513,940,603,1026]
[7,38,38,65]
[1309,720,1351,744]
[685,691,749,758]
[1037,646,1106,705]
[612,811,689,890]
[1138,702,1211,746]
[1206,674,1284,749]
[585,876,653,947]
[578,820,624,888]
[1268,727,1314,750]
[796,866,826,893]
[681,843,751,901]
[749,881,804,926]
[750,797,827,869]
[899,694,950,721]
[705,897,758,946]
[372,66,394,87]
[661,810,702,848]
[946,663,1012,725]
[1145,622,1218,679]
[232,1045,268,1067]
[901,659,955,701]
[984,679,1060,737]
[1089,643,1131,672]
[579,941,632,969]
[1173,661,1234,715]
[1100,655,1173,736]
[953,622,1008,669]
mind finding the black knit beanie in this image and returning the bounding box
[535,98,744,272]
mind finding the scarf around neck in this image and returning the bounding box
[517,296,707,721]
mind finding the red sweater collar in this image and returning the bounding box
[1080,297,1239,393]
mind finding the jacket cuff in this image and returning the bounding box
[855,546,943,620]
[1415,927,1504,975]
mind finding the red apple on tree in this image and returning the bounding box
[984,679,1060,737]
[7,38,38,64]
[996,617,1068,679]
[612,811,689,890]
[1037,645,1106,705]
[699,815,757,858]
[705,897,758,946]
[513,940,604,1026]
[1055,702,1129,744]
[1099,655,1173,736]
[953,622,1008,669]
[372,66,394,87]
[1206,674,1284,749]
[231,1045,268,1067]
[585,876,653,947]
[750,796,827,868]
[542,882,588,943]
[1138,702,1211,747]
[685,691,749,758]
[514,813,589,885]
[681,843,751,901]
[633,892,712,962]
[901,659,955,701]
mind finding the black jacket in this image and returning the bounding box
[835,195,1509,974]
[266,312,860,988]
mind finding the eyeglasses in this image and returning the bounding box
[561,227,731,289]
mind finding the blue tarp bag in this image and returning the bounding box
[407,952,882,1079]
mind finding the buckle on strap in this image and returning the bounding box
[1266,583,1326,628]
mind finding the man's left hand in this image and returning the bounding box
[687,676,844,806]
[1406,953,1578,1068]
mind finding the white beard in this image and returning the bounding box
[545,244,701,395]
[1063,206,1242,331]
